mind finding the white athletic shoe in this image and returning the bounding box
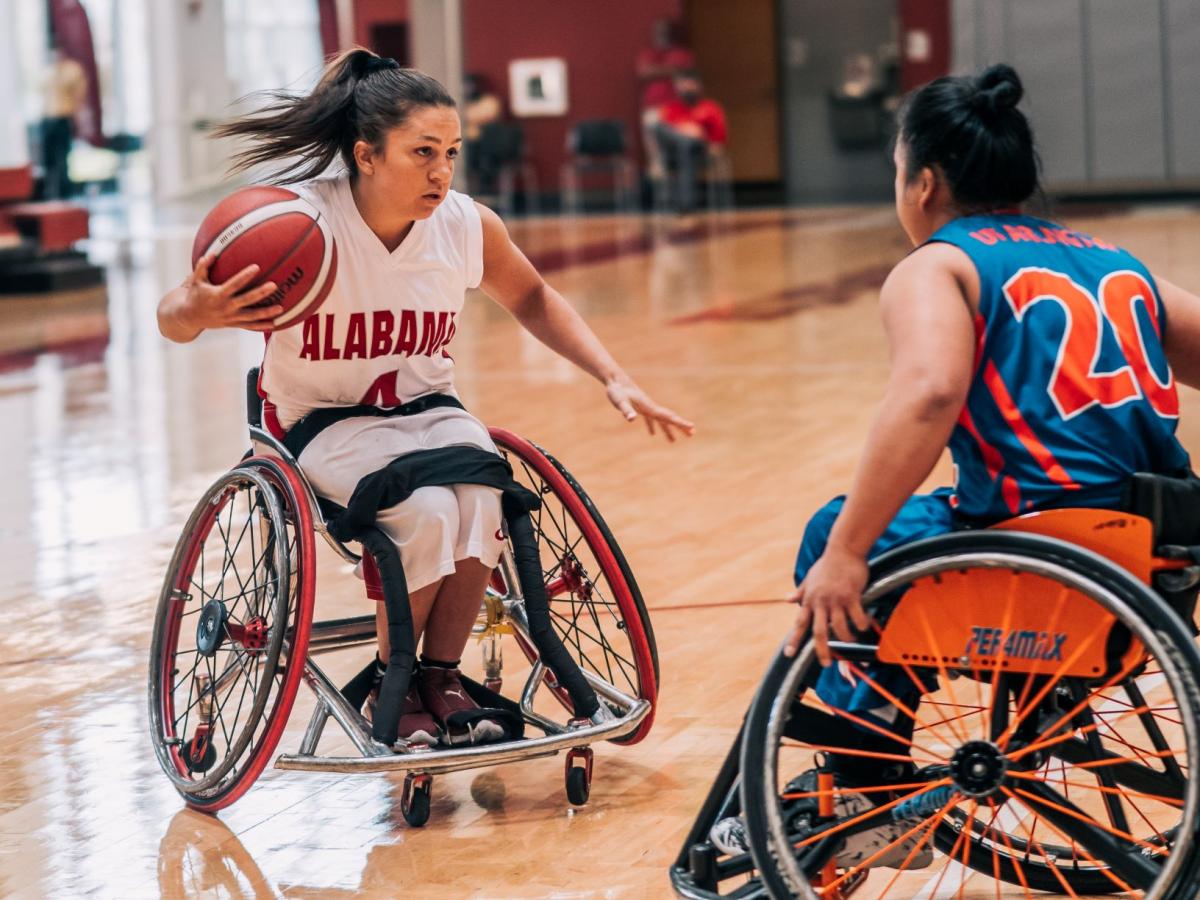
[709,815,749,855]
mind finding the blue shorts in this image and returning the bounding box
[795,489,955,734]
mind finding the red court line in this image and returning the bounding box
[651,597,789,612]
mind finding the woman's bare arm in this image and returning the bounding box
[1156,276,1200,390]
[476,202,694,440]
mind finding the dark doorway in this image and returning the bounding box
[368,23,410,67]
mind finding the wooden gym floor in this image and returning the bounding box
[2,199,1200,898]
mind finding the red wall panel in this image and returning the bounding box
[355,0,411,50]
[463,0,682,185]
[898,0,951,91]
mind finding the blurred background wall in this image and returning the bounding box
[953,0,1200,194]
[7,0,1200,209]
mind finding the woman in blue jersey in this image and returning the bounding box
[710,63,1200,865]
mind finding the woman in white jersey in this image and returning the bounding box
[157,50,693,746]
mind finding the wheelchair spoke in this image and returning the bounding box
[998,787,1147,897]
[980,799,1036,894]
[791,778,954,852]
[548,607,620,687]
[1008,773,1184,810]
[845,793,965,894]
[862,623,976,753]
[799,695,948,764]
[1007,782,1166,857]
[548,604,638,689]
[217,503,258,620]
[1008,810,1092,896]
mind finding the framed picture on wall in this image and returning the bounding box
[508,58,568,117]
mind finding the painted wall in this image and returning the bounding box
[354,0,410,51]
[461,0,682,186]
[898,0,951,90]
[147,0,231,198]
[952,0,1200,191]
[778,0,899,203]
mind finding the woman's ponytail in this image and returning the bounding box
[214,48,455,184]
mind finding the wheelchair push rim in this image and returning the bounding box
[489,427,659,744]
[147,456,316,812]
[739,532,1200,900]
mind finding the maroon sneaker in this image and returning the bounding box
[366,679,441,747]
[418,666,505,746]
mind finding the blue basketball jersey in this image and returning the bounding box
[926,213,1189,521]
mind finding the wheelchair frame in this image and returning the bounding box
[247,426,653,777]
[148,384,657,818]
[672,513,1200,899]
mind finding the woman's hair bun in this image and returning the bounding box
[971,63,1023,117]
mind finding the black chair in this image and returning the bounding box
[560,120,637,215]
[472,122,540,217]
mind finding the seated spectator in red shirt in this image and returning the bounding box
[637,19,695,111]
[637,19,695,178]
[653,71,728,214]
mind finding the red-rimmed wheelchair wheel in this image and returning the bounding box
[489,428,659,744]
[147,455,315,812]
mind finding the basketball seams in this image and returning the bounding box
[253,217,319,323]
[272,212,336,328]
[198,197,321,264]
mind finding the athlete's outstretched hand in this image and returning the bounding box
[784,544,873,666]
[180,254,283,333]
[606,376,695,442]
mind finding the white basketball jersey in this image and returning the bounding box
[259,175,483,434]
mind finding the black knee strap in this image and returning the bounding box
[357,528,417,746]
[319,444,602,735]
[507,510,601,719]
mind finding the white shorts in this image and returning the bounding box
[296,406,505,593]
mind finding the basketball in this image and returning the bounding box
[191,186,337,330]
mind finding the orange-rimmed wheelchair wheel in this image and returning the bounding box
[489,428,659,744]
[739,532,1200,899]
[148,455,315,812]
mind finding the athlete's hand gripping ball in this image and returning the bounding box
[784,544,873,666]
[179,255,283,334]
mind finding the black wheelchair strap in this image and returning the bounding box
[355,527,417,745]
[281,393,466,459]
[334,444,602,732]
[1123,469,1200,546]
[324,445,541,544]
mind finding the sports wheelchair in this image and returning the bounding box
[673,507,1200,898]
[148,370,658,822]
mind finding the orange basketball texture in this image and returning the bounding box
[191,186,338,330]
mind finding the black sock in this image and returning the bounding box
[420,655,460,670]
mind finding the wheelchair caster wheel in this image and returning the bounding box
[483,677,502,693]
[564,747,592,806]
[402,773,432,827]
